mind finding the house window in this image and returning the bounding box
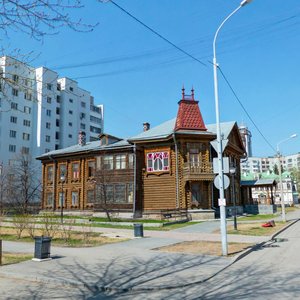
[10,116,17,123]
[103,155,113,170]
[9,145,16,152]
[128,154,134,169]
[87,190,95,204]
[46,193,54,206]
[71,191,79,206]
[11,102,18,110]
[88,161,95,177]
[114,184,126,203]
[59,192,65,207]
[105,184,114,203]
[59,164,67,179]
[72,163,79,179]
[127,183,133,203]
[12,88,18,96]
[146,151,170,173]
[47,166,53,181]
[9,130,16,138]
[115,154,126,169]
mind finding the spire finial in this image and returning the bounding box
[191,86,194,100]
[182,85,185,99]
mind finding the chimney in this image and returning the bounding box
[143,122,150,132]
[78,131,86,146]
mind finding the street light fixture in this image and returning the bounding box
[229,164,237,230]
[60,173,65,224]
[213,0,252,256]
[276,133,297,222]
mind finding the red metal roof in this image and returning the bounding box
[174,88,207,131]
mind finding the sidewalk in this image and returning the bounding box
[0,209,299,298]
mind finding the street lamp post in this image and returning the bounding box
[60,173,65,224]
[213,0,252,256]
[229,164,237,230]
[276,134,297,222]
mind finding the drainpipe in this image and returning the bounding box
[47,155,57,212]
[210,145,216,210]
[133,144,137,218]
[173,133,179,209]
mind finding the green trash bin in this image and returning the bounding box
[34,236,52,259]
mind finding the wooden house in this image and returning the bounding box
[37,88,245,219]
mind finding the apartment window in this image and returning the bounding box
[55,132,59,139]
[90,126,101,134]
[45,135,51,142]
[0,98,1,107]
[9,130,16,138]
[90,116,101,124]
[56,107,60,115]
[69,86,73,92]
[55,144,59,150]
[81,101,86,108]
[69,98,73,103]
[23,120,31,127]
[146,151,170,173]
[88,161,95,177]
[46,122,51,129]
[68,122,72,127]
[56,119,60,127]
[57,83,61,91]
[72,163,79,179]
[47,83,52,90]
[47,97,52,104]
[56,95,61,103]
[80,123,85,130]
[12,88,18,96]
[11,102,18,110]
[24,106,31,114]
[103,155,113,170]
[115,154,126,169]
[68,134,72,138]
[46,109,51,116]
[71,191,79,206]
[23,133,30,141]
[10,116,17,123]
[21,147,29,154]
[24,92,32,100]
[9,145,16,152]
[12,74,19,83]
[46,193,54,206]
[80,112,85,119]
[24,78,29,86]
[45,149,50,153]
[69,110,73,115]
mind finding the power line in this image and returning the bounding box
[218,66,276,153]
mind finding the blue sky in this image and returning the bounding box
[4,0,300,157]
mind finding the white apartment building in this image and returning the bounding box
[0,56,104,166]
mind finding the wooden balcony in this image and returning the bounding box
[183,162,214,181]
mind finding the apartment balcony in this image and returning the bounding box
[183,162,214,181]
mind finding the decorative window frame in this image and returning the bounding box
[145,148,170,175]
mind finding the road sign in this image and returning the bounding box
[210,139,228,154]
[213,157,229,174]
[218,198,226,206]
[214,174,230,190]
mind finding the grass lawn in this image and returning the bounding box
[237,214,279,221]
[226,222,287,236]
[0,227,126,247]
[1,252,32,265]
[156,241,254,257]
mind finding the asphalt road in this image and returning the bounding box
[97,219,300,300]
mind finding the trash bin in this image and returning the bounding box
[133,223,144,238]
[34,236,52,259]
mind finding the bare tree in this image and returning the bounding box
[6,153,41,214]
